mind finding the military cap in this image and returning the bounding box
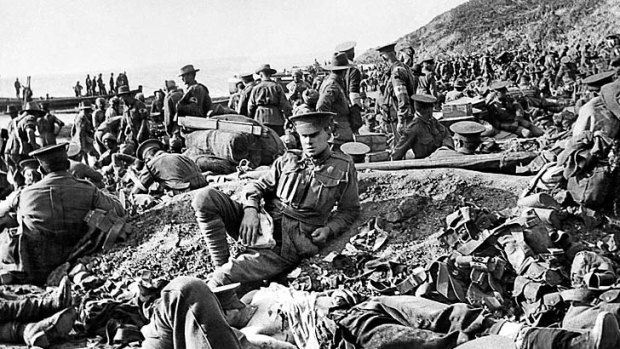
[179,64,200,77]
[340,142,370,163]
[137,139,165,160]
[324,52,353,71]
[450,121,486,137]
[560,56,571,64]
[78,101,93,110]
[335,41,356,54]
[117,85,135,96]
[292,69,303,77]
[29,142,69,165]
[376,43,396,53]
[489,80,511,91]
[411,94,437,104]
[22,102,45,116]
[67,142,81,158]
[19,159,39,172]
[582,71,616,89]
[289,112,334,135]
[255,64,277,75]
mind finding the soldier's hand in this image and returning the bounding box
[239,207,260,246]
[311,227,331,246]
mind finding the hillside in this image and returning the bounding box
[359,0,620,62]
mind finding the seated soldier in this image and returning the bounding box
[95,133,120,168]
[136,139,206,194]
[0,143,125,285]
[485,81,544,138]
[191,112,360,325]
[391,94,452,160]
[429,121,486,158]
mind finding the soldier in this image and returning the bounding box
[191,112,360,324]
[109,73,115,93]
[485,80,544,137]
[176,64,212,118]
[117,85,150,144]
[236,73,256,117]
[317,52,355,150]
[391,94,451,160]
[575,70,617,113]
[335,41,363,107]
[445,78,467,102]
[227,81,244,111]
[293,89,319,115]
[286,69,311,106]
[97,73,106,95]
[135,139,206,194]
[91,98,107,153]
[429,121,486,158]
[37,103,64,147]
[0,143,124,285]
[14,78,21,99]
[71,102,98,165]
[248,64,292,136]
[376,43,417,145]
[162,80,183,137]
[417,55,438,97]
[7,102,42,167]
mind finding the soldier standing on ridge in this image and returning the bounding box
[109,73,115,93]
[85,75,92,97]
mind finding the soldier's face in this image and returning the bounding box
[300,128,330,158]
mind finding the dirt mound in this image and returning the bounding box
[86,168,532,283]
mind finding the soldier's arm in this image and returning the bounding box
[241,156,283,210]
[248,88,258,118]
[236,92,247,115]
[348,68,362,107]
[138,164,156,189]
[92,188,126,217]
[325,162,361,237]
[202,86,213,115]
[391,68,412,124]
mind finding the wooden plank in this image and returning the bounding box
[178,116,263,136]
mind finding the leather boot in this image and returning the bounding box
[568,312,620,349]
[195,213,230,267]
[21,307,77,348]
[0,276,72,323]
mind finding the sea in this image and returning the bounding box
[0,52,331,100]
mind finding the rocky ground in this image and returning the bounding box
[3,167,617,348]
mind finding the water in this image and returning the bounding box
[0,52,329,99]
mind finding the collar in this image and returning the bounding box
[302,148,332,167]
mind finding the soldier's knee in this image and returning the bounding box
[191,187,221,214]
[165,276,212,296]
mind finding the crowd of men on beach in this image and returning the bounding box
[0,30,619,349]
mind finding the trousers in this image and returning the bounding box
[140,276,242,349]
[192,188,297,308]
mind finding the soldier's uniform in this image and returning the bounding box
[118,99,149,144]
[248,78,291,136]
[176,81,212,118]
[317,73,354,146]
[391,94,451,160]
[236,77,256,117]
[191,112,360,309]
[136,139,206,193]
[485,81,544,138]
[0,143,124,284]
[163,86,183,136]
[286,78,311,106]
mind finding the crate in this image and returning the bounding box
[442,100,473,117]
[365,150,390,163]
[354,133,388,152]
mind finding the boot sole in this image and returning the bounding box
[46,307,77,342]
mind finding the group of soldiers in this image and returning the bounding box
[0,31,619,348]
[74,72,129,97]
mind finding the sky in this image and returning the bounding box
[0,0,468,76]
